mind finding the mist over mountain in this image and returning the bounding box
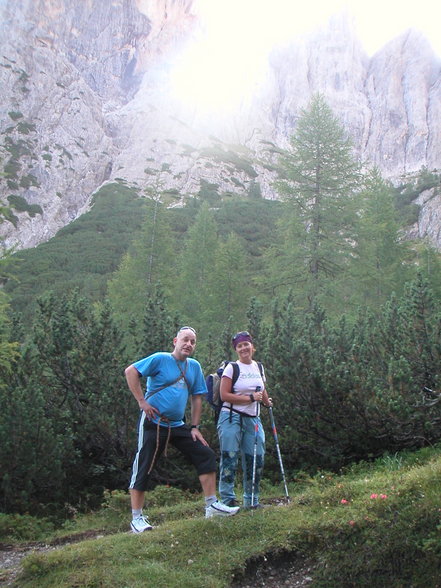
[1,0,441,251]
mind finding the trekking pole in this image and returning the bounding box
[268,406,290,501]
[251,386,261,508]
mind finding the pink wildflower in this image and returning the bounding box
[380,494,387,499]
[348,520,356,526]
[340,499,348,504]
[370,493,378,499]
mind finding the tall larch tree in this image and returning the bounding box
[175,202,219,330]
[107,197,175,335]
[349,168,413,312]
[205,232,250,335]
[270,93,361,312]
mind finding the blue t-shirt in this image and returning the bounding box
[133,352,207,427]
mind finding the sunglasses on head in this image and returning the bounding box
[232,331,251,342]
[178,326,197,335]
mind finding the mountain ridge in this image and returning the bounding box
[1,0,440,250]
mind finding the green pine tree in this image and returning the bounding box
[205,232,250,334]
[269,94,361,311]
[107,198,175,334]
[135,283,178,359]
[349,168,413,312]
[175,202,218,328]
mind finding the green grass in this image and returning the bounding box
[2,447,441,587]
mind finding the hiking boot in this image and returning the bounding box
[243,502,266,510]
[130,514,153,533]
[205,500,240,518]
[223,498,239,507]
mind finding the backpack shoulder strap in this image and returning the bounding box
[231,361,240,388]
[227,361,260,389]
[146,372,184,399]
[147,359,189,399]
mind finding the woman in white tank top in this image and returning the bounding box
[217,331,272,508]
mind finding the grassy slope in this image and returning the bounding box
[4,191,282,325]
[4,182,149,321]
[4,445,441,587]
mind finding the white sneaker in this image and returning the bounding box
[205,500,240,518]
[130,514,153,533]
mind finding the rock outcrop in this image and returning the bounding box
[0,1,440,250]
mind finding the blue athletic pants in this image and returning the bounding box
[217,410,265,506]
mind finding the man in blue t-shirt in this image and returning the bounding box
[125,326,239,533]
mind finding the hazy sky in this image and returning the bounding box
[172,0,441,113]
[193,0,441,56]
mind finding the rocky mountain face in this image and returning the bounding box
[1,0,440,250]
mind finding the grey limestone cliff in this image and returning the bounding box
[0,0,440,250]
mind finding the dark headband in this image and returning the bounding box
[232,331,253,349]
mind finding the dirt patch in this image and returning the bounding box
[0,530,108,586]
[231,551,316,588]
[229,498,317,587]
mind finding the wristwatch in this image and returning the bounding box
[190,425,200,429]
